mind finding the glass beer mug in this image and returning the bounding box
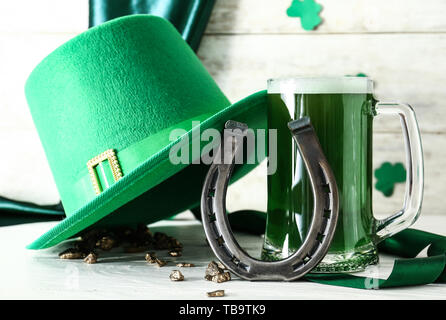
[262,76,424,273]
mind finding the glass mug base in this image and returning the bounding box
[311,246,378,273]
[261,240,378,273]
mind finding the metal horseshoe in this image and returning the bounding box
[200,117,339,281]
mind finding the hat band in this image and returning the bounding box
[63,113,215,216]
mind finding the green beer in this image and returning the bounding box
[262,77,424,273]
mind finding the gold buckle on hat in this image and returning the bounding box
[87,149,123,195]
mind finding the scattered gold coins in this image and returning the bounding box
[168,250,182,257]
[145,252,157,264]
[176,263,195,267]
[155,258,167,267]
[84,252,98,264]
[58,248,86,260]
[170,270,185,281]
[205,261,231,283]
[207,290,225,297]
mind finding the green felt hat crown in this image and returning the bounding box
[25,15,267,249]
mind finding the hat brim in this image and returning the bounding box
[27,90,267,249]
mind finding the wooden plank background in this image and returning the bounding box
[0,0,444,217]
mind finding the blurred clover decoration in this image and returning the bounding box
[287,0,322,31]
[374,162,407,197]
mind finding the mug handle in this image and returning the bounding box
[373,101,424,243]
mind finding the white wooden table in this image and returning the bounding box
[0,212,445,300]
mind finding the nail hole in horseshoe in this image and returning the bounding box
[303,255,312,264]
[323,209,331,219]
[316,232,325,243]
[206,197,213,215]
[209,221,220,240]
[230,255,249,271]
[209,168,219,189]
[321,183,330,194]
[292,261,304,271]
[291,253,317,270]
[208,188,216,197]
[231,255,241,265]
[208,213,216,223]
[239,262,250,272]
[216,235,225,246]
[323,194,332,212]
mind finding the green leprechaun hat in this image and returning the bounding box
[25,15,267,249]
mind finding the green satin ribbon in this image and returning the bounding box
[194,208,446,288]
[0,196,64,226]
[89,0,215,52]
[305,229,446,289]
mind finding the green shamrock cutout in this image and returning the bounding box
[374,162,406,197]
[345,73,368,77]
[287,0,322,31]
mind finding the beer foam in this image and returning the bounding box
[267,77,373,94]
